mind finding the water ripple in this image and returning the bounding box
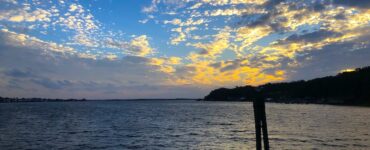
[0,101,369,149]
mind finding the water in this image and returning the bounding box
[0,100,369,149]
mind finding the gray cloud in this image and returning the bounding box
[4,69,35,78]
[288,37,370,81]
[30,78,73,89]
[282,30,341,43]
[0,29,207,99]
[333,0,370,9]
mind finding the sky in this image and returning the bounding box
[0,0,369,99]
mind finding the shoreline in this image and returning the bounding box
[1,98,369,107]
[0,97,199,103]
[200,99,370,107]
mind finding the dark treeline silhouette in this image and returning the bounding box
[204,66,370,106]
[0,97,86,103]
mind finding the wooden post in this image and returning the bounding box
[253,100,262,150]
[260,99,269,149]
[253,97,269,150]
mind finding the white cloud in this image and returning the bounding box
[69,4,78,12]
[0,7,52,22]
[127,35,154,56]
[0,29,75,54]
[105,35,154,57]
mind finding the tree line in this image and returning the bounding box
[204,66,370,106]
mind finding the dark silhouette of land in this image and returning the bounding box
[0,97,198,103]
[204,66,370,106]
[0,97,87,103]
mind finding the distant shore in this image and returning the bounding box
[0,97,200,103]
[203,66,370,107]
[199,98,370,107]
[1,97,369,107]
[0,97,87,103]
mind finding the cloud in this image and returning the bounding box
[164,18,206,45]
[170,27,186,45]
[105,35,154,56]
[1,0,370,99]
[201,0,267,6]
[126,35,154,56]
[189,2,202,9]
[164,18,182,25]
[4,69,35,78]
[0,35,184,98]
[146,0,370,88]
[172,59,284,86]
[31,78,73,89]
[188,27,231,60]
[281,30,342,44]
[206,7,266,16]
[69,4,78,12]
[0,28,75,54]
[0,0,101,49]
[0,6,52,22]
[288,36,370,80]
[332,0,370,9]
[149,57,182,73]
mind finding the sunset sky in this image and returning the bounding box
[0,0,369,99]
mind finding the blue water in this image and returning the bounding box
[0,100,369,149]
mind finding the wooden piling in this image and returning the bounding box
[253,98,269,150]
[253,100,262,150]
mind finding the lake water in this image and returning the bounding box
[0,100,369,149]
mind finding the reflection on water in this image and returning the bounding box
[0,100,369,149]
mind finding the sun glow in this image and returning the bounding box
[340,68,356,73]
